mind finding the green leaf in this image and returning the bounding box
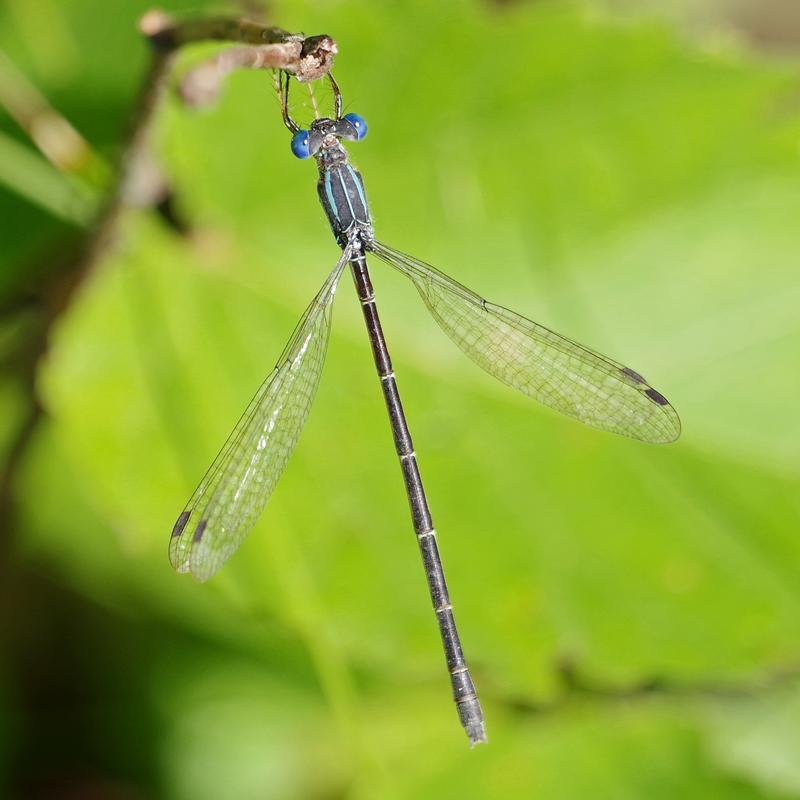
[9,0,800,796]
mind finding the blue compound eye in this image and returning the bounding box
[290,129,311,159]
[343,113,368,140]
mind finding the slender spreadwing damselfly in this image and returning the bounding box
[169,72,681,746]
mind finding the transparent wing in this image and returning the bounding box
[169,247,350,581]
[368,240,680,444]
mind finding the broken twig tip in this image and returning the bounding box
[139,9,172,38]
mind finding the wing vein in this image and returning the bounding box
[169,247,350,581]
[368,240,680,444]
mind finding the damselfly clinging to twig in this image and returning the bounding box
[169,71,681,746]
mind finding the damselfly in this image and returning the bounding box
[169,72,681,746]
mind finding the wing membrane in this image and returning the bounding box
[368,240,680,444]
[170,248,350,581]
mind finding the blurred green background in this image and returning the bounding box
[2,0,800,797]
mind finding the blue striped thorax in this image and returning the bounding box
[290,114,373,248]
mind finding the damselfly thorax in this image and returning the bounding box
[291,116,374,248]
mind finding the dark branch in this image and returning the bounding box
[141,11,295,49]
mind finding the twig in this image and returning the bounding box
[179,42,335,107]
[140,9,336,87]
[140,9,336,108]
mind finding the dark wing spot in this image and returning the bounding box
[172,510,190,538]
[193,519,208,543]
[645,387,669,406]
[622,367,646,384]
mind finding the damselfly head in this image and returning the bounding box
[290,113,368,159]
